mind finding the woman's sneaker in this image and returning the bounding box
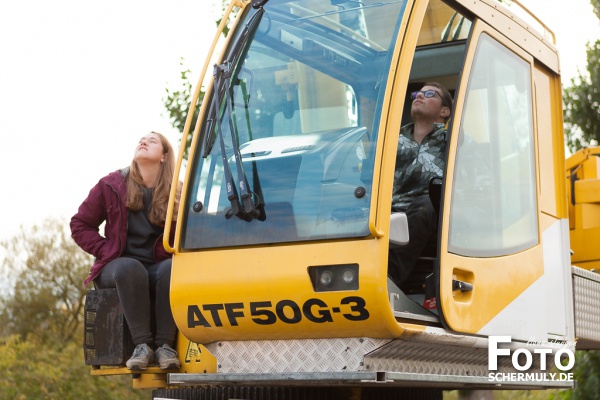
[126,343,154,370]
[155,344,181,370]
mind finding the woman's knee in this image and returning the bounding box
[155,259,173,278]
[108,257,148,283]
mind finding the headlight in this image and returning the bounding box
[319,270,334,286]
[342,269,355,284]
[308,264,359,292]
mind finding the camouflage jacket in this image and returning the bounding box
[391,122,447,211]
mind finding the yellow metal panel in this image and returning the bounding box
[534,66,567,219]
[439,20,544,335]
[90,366,168,389]
[566,148,600,171]
[566,149,588,171]
[132,373,168,390]
[176,332,217,374]
[90,366,132,376]
[571,204,600,264]
[453,0,559,73]
[171,238,405,344]
[370,0,425,237]
[549,73,568,219]
[439,248,543,333]
[167,0,251,253]
[573,260,600,271]
[583,155,600,179]
[170,0,434,345]
[575,179,600,204]
[569,150,600,269]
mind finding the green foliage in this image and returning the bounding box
[563,41,600,152]
[570,351,600,399]
[445,389,568,399]
[0,218,91,344]
[562,0,600,152]
[559,0,600,394]
[162,58,204,160]
[0,218,149,398]
[0,335,147,400]
[162,0,237,159]
[216,0,240,37]
[593,0,600,21]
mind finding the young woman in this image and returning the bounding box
[71,131,181,370]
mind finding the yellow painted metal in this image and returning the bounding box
[88,335,216,388]
[567,148,600,269]
[165,0,250,253]
[575,179,600,204]
[90,366,133,376]
[454,0,558,73]
[171,238,405,344]
[509,0,556,44]
[167,0,569,349]
[438,20,545,335]
[90,366,167,389]
[170,0,430,344]
[176,331,217,374]
[566,148,600,171]
[549,69,569,219]
[132,373,168,389]
[534,65,568,219]
[439,248,544,333]
[369,0,424,238]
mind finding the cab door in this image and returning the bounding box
[438,21,547,342]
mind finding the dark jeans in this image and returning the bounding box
[96,257,177,348]
[388,194,436,287]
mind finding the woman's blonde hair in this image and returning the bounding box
[126,131,180,226]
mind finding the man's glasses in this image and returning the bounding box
[411,90,441,100]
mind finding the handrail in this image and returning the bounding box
[163,0,249,253]
[503,0,556,45]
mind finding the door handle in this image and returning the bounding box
[452,279,473,292]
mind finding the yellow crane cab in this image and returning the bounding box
[88,0,600,397]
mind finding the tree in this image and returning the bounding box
[561,1,600,399]
[162,0,235,155]
[163,58,204,161]
[570,351,600,399]
[562,0,600,152]
[0,218,91,344]
[0,218,148,399]
[0,335,147,400]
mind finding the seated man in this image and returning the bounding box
[388,82,453,288]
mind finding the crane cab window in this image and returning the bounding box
[448,34,538,257]
[182,0,410,249]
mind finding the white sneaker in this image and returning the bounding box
[126,343,154,370]
[154,344,181,370]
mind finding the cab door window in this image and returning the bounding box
[448,34,537,257]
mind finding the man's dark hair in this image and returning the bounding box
[425,82,453,122]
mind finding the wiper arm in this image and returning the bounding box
[200,7,268,221]
[210,61,265,222]
[203,7,265,157]
[211,63,244,220]
[221,63,263,221]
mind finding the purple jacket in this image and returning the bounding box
[70,169,176,286]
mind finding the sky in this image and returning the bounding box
[0,0,599,242]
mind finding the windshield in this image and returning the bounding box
[182,0,408,249]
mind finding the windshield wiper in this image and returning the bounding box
[213,63,264,222]
[203,7,265,157]
[204,7,267,222]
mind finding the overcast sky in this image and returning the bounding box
[0,0,598,243]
